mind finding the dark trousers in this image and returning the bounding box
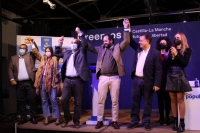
[156,90,171,120]
[130,77,154,124]
[62,77,84,124]
[17,80,37,119]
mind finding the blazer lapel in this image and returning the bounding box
[64,51,72,63]
[144,47,153,68]
[100,47,106,65]
[74,49,80,62]
[23,54,29,69]
[15,55,19,74]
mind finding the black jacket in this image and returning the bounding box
[55,36,91,82]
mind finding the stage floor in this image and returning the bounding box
[1,110,199,133]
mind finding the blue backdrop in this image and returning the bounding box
[71,21,200,110]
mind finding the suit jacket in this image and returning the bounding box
[8,52,37,82]
[55,35,91,82]
[87,31,130,79]
[130,35,162,89]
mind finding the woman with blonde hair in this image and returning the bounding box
[166,32,192,132]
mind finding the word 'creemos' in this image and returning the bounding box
[85,32,122,41]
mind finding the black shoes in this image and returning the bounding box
[157,119,164,125]
[95,121,103,129]
[55,122,61,126]
[112,121,120,129]
[61,120,70,128]
[164,118,170,126]
[127,122,139,130]
[74,122,80,129]
[143,123,152,131]
[18,118,27,125]
[30,117,38,124]
[173,119,178,131]
[18,117,37,125]
[44,122,49,126]
[178,122,185,132]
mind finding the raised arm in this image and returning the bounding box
[87,42,99,54]
[75,27,88,54]
[31,42,42,61]
[129,32,139,50]
[119,19,131,52]
[54,36,64,58]
[75,27,99,54]
[25,36,41,61]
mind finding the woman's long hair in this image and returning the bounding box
[45,46,54,57]
[174,32,189,55]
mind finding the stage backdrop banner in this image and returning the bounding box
[16,35,73,114]
[72,21,200,109]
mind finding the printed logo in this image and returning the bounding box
[185,94,200,100]
[41,37,52,51]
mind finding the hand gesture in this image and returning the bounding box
[170,47,178,56]
[123,19,130,29]
[153,86,160,91]
[58,36,64,46]
[26,36,34,44]
[75,27,83,36]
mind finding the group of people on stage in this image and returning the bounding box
[8,19,192,132]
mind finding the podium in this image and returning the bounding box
[86,65,111,125]
[178,81,200,130]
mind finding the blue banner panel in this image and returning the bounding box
[72,21,200,110]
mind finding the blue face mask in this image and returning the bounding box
[19,49,26,55]
[70,43,78,50]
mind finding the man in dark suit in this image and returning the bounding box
[127,33,162,131]
[55,28,91,128]
[8,43,38,125]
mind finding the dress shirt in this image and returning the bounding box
[66,53,78,77]
[135,46,150,77]
[17,56,30,81]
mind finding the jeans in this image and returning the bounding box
[40,76,61,118]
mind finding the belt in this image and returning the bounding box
[135,75,144,79]
[17,79,32,82]
[65,76,80,79]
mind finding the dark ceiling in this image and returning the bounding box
[2,0,200,31]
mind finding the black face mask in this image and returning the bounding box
[159,43,167,49]
[174,39,181,46]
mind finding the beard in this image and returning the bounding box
[104,43,111,48]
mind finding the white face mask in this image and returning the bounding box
[70,43,78,50]
[45,52,51,57]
